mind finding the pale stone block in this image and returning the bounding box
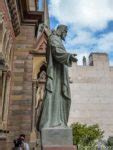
[41,128,73,146]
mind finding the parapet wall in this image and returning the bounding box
[69,53,113,138]
[89,52,109,67]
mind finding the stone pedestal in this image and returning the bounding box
[42,146,76,150]
[40,128,77,150]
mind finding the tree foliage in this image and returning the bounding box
[71,122,104,146]
[107,136,113,146]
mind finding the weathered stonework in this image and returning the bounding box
[0,0,48,149]
[69,53,113,138]
[0,4,15,147]
[1,0,113,149]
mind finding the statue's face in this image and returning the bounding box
[61,28,68,41]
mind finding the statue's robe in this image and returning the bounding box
[39,34,72,130]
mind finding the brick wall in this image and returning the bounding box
[7,25,35,148]
[0,139,6,150]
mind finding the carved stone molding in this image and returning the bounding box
[6,0,20,36]
[0,1,15,39]
[17,0,44,24]
[0,12,13,68]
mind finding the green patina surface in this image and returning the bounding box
[39,25,77,130]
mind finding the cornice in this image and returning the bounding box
[6,0,20,36]
[17,0,44,25]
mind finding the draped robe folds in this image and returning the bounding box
[39,34,73,130]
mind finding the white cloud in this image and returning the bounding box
[49,0,113,65]
[76,52,89,65]
[49,0,113,31]
[66,30,96,47]
[66,31,113,53]
[110,60,113,66]
[97,32,113,52]
[64,31,113,65]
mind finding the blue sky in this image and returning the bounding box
[48,0,113,65]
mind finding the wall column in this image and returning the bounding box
[30,80,37,143]
[32,80,37,131]
[2,70,11,130]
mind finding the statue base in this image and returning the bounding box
[42,146,76,150]
[40,128,77,150]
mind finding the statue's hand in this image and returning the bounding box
[70,54,78,62]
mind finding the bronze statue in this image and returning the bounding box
[39,25,77,130]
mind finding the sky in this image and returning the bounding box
[48,0,113,65]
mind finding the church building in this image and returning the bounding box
[0,0,113,149]
[0,0,49,149]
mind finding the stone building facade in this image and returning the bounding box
[0,0,113,149]
[69,53,113,138]
[0,0,49,149]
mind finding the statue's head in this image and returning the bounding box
[56,25,68,41]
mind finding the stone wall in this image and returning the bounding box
[69,53,113,138]
[7,25,35,149]
[0,1,15,149]
[28,0,36,11]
